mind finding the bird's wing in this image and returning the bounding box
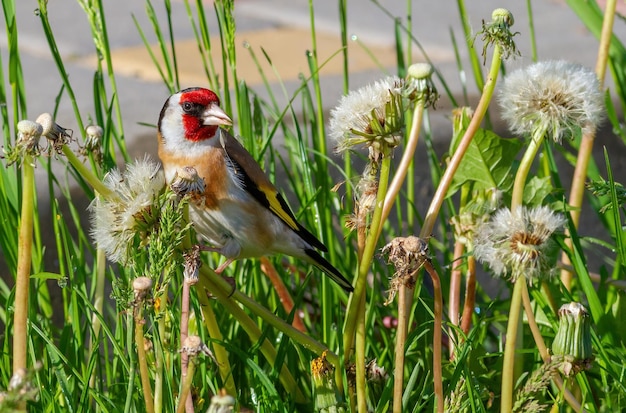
[218,129,328,252]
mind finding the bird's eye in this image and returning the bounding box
[182,102,194,113]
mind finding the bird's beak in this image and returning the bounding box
[202,103,233,127]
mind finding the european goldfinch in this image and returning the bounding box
[157,87,353,292]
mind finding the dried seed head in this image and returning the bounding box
[170,166,206,204]
[382,236,429,304]
[183,246,201,285]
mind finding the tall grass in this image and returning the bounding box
[1,0,626,412]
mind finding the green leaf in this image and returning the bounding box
[31,271,64,281]
[449,128,522,195]
[522,176,553,206]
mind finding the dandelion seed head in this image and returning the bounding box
[473,206,566,284]
[90,157,164,263]
[329,76,405,155]
[499,60,604,143]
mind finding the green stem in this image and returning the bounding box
[13,155,34,382]
[355,294,367,412]
[154,285,169,413]
[500,276,524,412]
[88,248,106,391]
[560,0,614,289]
[135,311,155,413]
[124,315,136,413]
[393,285,408,413]
[501,127,546,412]
[424,261,444,413]
[520,282,582,412]
[196,295,237,396]
[511,129,545,210]
[61,145,113,198]
[420,44,502,238]
[379,102,425,238]
[176,358,196,413]
[197,267,308,402]
[179,280,193,412]
[344,154,393,359]
[180,206,235,396]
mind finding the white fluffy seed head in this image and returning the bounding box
[90,157,165,263]
[473,205,566,284]
[499,60,604,143]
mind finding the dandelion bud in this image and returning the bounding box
[132,276,153,303]
[17,120,43,154]
[83,125,104,163]
[180,335,214,361]
[492,8,514,27]
[36,113,71,151]
[206,389,236,413]
[477,8,519,62]
[406,63,438,108]
[552,302,594,376]
[311,351,344,412]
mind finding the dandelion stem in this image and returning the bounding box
[448,241,465,355]
[511,129,545,210]
[344,153,392,360]
[176,359,196,413]
[501,127,546,412]
[13,155,35,386]
[154,285,169,413]
[135,316,155,413]
[260,257,306,332]
[180,209,235,396]
[197,266,311,402]
[179,280,194,413]
[355,294,367,413]
[424,260,444,413]
[460,255,477,336]
[521,281,582,412]
[379,102,425,237]
[393,283,408,413]
[421,44,502,237]
[88,248,106,391]
[196,295,237,396]
[501,276,524,412]
[408,42,501,413]
[61,144,113,198]
[560,0,614,289]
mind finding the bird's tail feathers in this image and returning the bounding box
[304,249,354,293]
